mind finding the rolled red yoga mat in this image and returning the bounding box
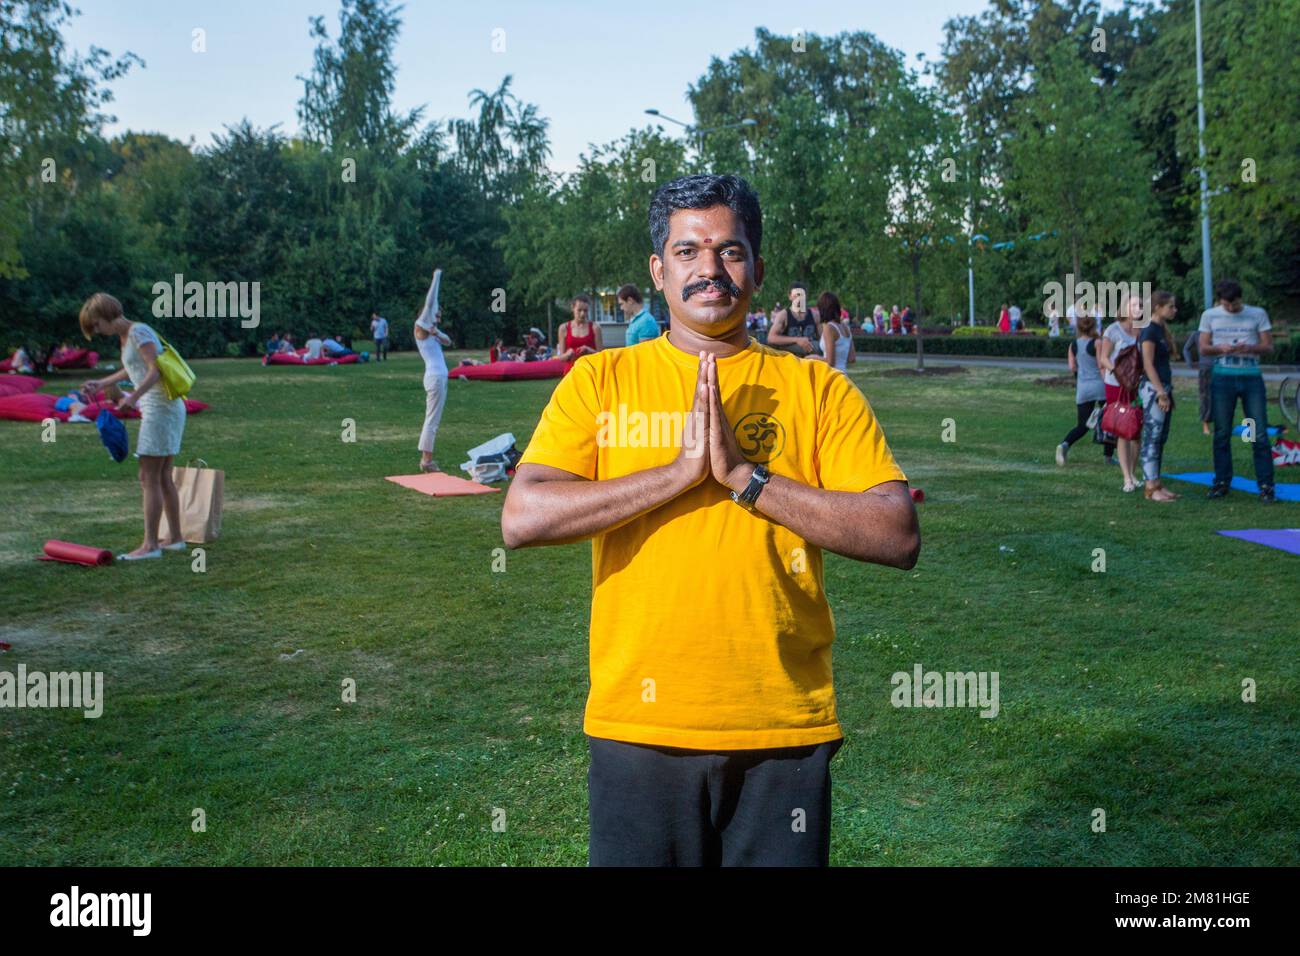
[910,487,925,503]
[40,539,113,566]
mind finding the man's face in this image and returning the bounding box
[525,334,539,348]
[618,296,640,319]
[572,301,588,323]
[1223,298,1243,314]
[650,205,762,338]
[789,287,806,312]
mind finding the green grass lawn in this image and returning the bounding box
[1,349,1296,866]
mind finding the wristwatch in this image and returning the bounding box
[730,463,770,511]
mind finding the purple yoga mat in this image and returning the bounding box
[1217,529,1300,555]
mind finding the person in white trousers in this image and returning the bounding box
[415,269,452,472]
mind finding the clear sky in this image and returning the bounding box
[67,0,997,171]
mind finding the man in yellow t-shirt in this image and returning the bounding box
[501,174,920,866]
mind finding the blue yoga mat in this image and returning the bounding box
[1218,529,1300,555]
[1167,472,1300,501]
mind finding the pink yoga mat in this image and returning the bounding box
[39,539,113,566]
[385,473,500,496]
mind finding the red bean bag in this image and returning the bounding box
[51,348,99,369]
[448,358,574,381]
[0,375,44,397]
[264,348,360,366]
[0,392,209,423]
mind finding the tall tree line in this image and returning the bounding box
[2,0,1297,361]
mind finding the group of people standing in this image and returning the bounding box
[1055,279,1277,504]
[745,297,916,340]
[763,283,857,371]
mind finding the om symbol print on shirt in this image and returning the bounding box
[734,411,786,463]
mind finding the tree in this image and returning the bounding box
[452,76,552,203]
[1005,38,1151,288]
[0,0,139,279]
[297,0,422,154]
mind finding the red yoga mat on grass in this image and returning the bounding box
[39,539,113,566]
[385,473,500,496]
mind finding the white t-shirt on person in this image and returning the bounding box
[1101,322,1137,388]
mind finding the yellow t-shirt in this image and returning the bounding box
[519,334,907,750]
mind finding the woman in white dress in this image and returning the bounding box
[79,293,187,560]
[811,292,855,372]
[414,269,452,473]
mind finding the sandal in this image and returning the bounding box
[117,548,162,561]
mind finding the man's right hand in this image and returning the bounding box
[798,337,813,352]
[673,351,710,489]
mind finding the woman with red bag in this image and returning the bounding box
[1097,296,1142,492]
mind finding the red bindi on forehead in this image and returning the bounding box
[702,237,712,244]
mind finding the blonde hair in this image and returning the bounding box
[78,292,123,340]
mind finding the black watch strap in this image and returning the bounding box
[730,463,770,511]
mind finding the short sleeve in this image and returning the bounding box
[1197,311,1212,334]
[130,323,163,354]
[517,359,602,480]
[1256,309,1271,332]
[814,369,907,493]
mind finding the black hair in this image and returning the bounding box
[790,281,806,293]
[649,174,762,259]
[616,283,643,304]
[1214,278,1243,303]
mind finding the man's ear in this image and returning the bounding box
[753,255,765,291]
[649,254,664,291]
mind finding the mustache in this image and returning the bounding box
[681,277,742,302]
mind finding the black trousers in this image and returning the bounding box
[587,734,844,867]
[1063,399,1115,456]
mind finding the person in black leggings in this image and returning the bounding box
[1057,314,1115,465]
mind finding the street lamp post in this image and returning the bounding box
[644,109,757,161]
[1195,0,1213,311]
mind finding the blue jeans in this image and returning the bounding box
[1211,373,1274,487]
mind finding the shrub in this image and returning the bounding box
[854,334,1073,359]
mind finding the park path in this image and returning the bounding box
[853,352,1293,382]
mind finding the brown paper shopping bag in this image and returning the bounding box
[159,459,224,543]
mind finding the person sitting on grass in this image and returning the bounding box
[322,335,355,358]
[6,346,35,374]
[55,383,125,421]
[304,334,325,361]
[522,328,551,362]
